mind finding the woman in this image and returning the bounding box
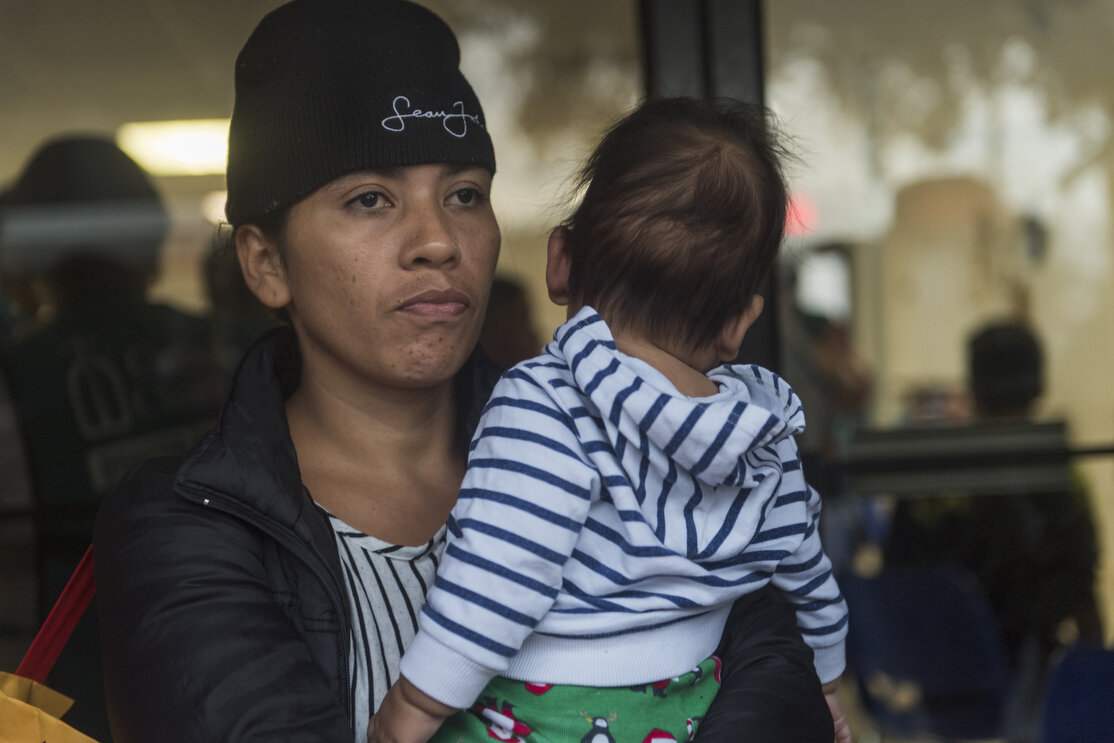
[94,1,836,741]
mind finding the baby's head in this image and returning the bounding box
[549,97,791,360]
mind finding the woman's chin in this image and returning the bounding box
[388,337,477,389]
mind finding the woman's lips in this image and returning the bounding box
[397,289,470,318]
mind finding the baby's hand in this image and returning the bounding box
[822,679,852,743]
[368,676,455,743]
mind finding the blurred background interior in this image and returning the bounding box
[1,1,1112,741]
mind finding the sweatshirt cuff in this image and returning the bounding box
[811,640,846,685]
[400,630,499,710]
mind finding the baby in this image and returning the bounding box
[371,96,850,743]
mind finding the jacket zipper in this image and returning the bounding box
[185,486,355,725]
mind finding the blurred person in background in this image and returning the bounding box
[781,245,873,493]
[0,135,228,740]
[0,190,40,336]
[883,320,1101,741]
[478,275,541,366]
[780,247,874,578]
[201,235,280,375]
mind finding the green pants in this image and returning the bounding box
[432,655,721,743]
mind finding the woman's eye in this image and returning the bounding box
[351,191,387,209]
[450,188,482,206]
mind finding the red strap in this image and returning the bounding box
[16,544,96,683]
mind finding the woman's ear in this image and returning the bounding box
[715,295,765,362]
[236,225,291,310]
[545,226,572,306]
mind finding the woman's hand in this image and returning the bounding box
[368,676,455,743]
[822,679,852,743]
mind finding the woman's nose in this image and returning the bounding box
[401,203,461,268]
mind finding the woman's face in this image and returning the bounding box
[276,163,500,392]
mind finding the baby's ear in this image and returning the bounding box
[545,226,572,306]
[236,225,291,310]
[715,295,764,362]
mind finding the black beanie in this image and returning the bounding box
[225,0,496,226]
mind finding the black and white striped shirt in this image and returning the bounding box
[323,509,446,743]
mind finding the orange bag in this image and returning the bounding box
[0,545,99,742]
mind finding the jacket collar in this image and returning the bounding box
[175,326,306,528]
[175,325,503,534]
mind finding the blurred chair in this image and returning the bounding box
[841,565,1012,741]
[1037,645,1114,743]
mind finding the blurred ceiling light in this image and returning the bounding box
[116,119,229,176]
[201,190,229,225]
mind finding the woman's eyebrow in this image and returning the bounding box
[326,165,488,194]
[445,164,489,176]
[331,168,399,185]
[317,171,395,198]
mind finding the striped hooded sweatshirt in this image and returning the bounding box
[401,307,848,709]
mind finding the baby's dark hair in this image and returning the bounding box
[562,97,792,352]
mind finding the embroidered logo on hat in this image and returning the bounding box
[381,95,485,138]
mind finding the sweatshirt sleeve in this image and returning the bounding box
[769,443,849,684]
[401,367,599,708]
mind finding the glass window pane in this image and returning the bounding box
[767,2,1113,735]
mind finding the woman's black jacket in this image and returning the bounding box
[94,327,832,742]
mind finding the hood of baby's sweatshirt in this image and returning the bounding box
[549,307,806,487]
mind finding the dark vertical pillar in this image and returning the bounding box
[706,0,765,104]
[639,0,781,373]
[639,1,707,99]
